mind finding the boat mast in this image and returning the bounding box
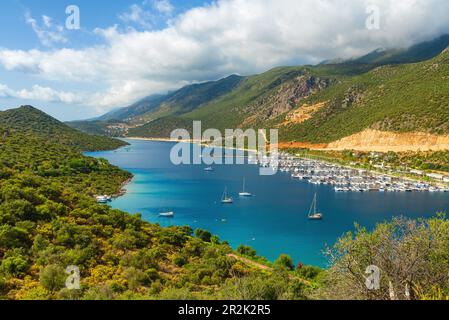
[309,193,317,217]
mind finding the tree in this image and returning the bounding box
[274,254,294,271]
[322,216,449,300]
[39,265,67,292]
[0,251,28,277]
[195,229,212,242]
[237,245,257,258]
[296,265,322,280]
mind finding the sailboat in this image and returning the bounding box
[239,178,252,197]
[308,193,323,220]
[221,187,233,204]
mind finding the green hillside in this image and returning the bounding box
[98,75,244,124]
[0,106,127,151]
[0,109,314,300]
[2,108,449,300]
[97,94,167,122]
[128,64,373,138]
[280,47,449,143]
[131,46,449,143]
[65,120,111,136]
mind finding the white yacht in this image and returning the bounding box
[221,187,234,204]
[239,178,252,197]
[308,193,323,220]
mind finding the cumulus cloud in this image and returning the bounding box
[2,0,449,111]
[0,83,81,104]
[119,4,155,29]
[25,12,67,47]
[119,0,174,30]
[152,0,174,15]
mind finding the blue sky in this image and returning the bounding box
[0,0,210,120]
[0,0,448,121]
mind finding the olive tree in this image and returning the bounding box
[320,215,449,300]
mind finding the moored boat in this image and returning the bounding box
[221,187,234,204]
[159,211,175,217]
[239,178,252,197]
[308,193,323,220]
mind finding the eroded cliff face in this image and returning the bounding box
[326,129,449,152]
[281,102,327,126]
[242,75,332,126]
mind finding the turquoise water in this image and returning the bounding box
[86,139,449,267]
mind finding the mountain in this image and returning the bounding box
[0,105,127,151]
[98,75,244,123]
[96,94,167,122]
[128,64,373,138]
[352,34,449,65]
[82,35,449,150]
[279,47,449,143]
[129,46,449,150]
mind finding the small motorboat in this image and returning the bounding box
[96,195,108,204]
[159,211,175,217]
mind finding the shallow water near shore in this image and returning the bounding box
[86,139,449,267]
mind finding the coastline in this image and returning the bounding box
[111,138,449,196]
[125,136,261,153]
[113,176,134,199]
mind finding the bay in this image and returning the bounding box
[86,139,449,267]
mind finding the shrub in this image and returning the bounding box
[274,254,294,271]
[237,245,257,258]
[39,265,67,292]
[195,229,212,242]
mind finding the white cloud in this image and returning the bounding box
[25,12,67,47]
[152,0,174,15]
[119,4,154,29]
[2,0,449,112]
[0,83,81,104]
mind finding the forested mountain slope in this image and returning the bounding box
[0,106,127,151]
